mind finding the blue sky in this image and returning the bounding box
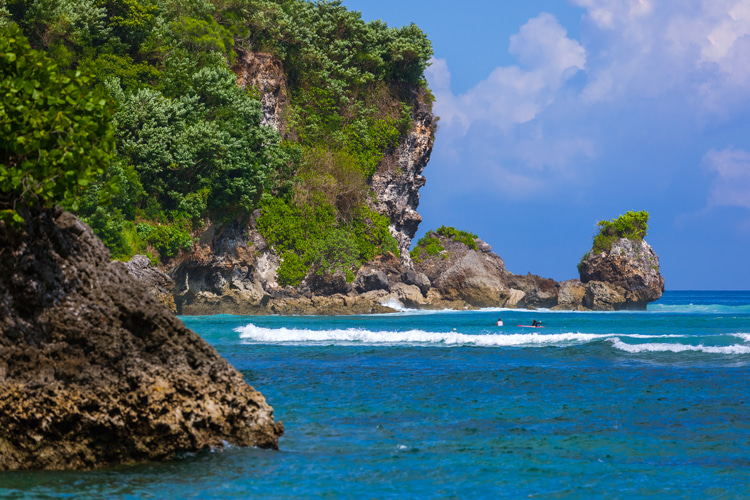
[343,0,750,290]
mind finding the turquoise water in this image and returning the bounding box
[2,291,750,498]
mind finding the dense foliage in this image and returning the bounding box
[0,23,115,225]
[257,196,398,286]
[578,210,650,272]
[3,0,432,272]
[410,226,478,263]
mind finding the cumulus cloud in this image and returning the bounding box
[427,13,585,136]
[572,0,750,111]
[704,148,750,209]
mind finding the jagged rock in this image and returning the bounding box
[583,281,628,311]
[234,49,288,136]
[353,269,391,293]
[307,272,352,296]
[504,273,559,309]
[125,255,177,313]
[402,270,431,296]
[579,238,664,310]
[414,235,510,308]
[172,218,271,315]
[369,88,435,267]
[553,279,587,311]
[0,208,283,471]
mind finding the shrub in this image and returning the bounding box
[436,225,478,250]
[591,210,649,255]
[0,24,115,224]
[410,232,444,263]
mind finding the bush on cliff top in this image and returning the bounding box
[410,226,478,263]
[578,210,650,273]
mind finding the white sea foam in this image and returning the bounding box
[236,323,620,346]
[732,333,750,342]
[609,338,750,355]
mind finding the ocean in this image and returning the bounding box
[2,291,750,498]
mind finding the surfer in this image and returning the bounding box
[532,319,539,327]
[496,318,503,326]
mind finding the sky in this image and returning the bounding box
[342,0,750,290]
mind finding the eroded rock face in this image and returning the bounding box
[369,88,435,267]
[0,208,283,471]
[125,255,176,313]
[234,49,288,136]
[579,238,664,310]
[172,217,272,315]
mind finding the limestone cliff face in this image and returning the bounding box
[369,89,435,267]
[579,237,665,310]
[234,49,289,136]
[0,208,283,470]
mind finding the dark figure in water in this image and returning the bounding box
[532,319,538,327]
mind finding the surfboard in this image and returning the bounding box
[517,325,545,328]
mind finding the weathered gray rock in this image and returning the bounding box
[353,268,391,293]
[125,255,176,312]
[0,208,283,471]
[579,237,664,310]
[402,270,431,296]
[414,235,511,308]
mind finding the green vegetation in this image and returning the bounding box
[578,210,650,272]
[257,197,397,286]
[2,0,432,275]
[410,226,478,263]
[0,23,114,225]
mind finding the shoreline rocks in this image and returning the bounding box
[0,209,283,471]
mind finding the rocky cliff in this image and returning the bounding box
[369,88,435,266]
[171,51,435,314]
[0,208,283,470]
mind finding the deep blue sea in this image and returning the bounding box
[3,291,750,499]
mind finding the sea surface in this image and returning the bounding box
[3,291,750,498]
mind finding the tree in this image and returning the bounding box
[0,23,115,224]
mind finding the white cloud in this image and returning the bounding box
[427,13,585,137]
[705,148,750,209]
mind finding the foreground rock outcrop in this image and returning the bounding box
[0,208,283,471]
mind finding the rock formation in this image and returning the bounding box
[578,237,665,310]
[0,208,283,471]
[369,87,435,266]
[125,254,177,313]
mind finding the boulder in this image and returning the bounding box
[553,279,587,310]
[583,281,628,311]
[0,208,283,471]
[353,268,391,293]
[414,235,510,308]
[402,270,431,296]
[579,237,664,310]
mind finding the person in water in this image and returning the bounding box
[496,318,503,326]
[532,319,538,327]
